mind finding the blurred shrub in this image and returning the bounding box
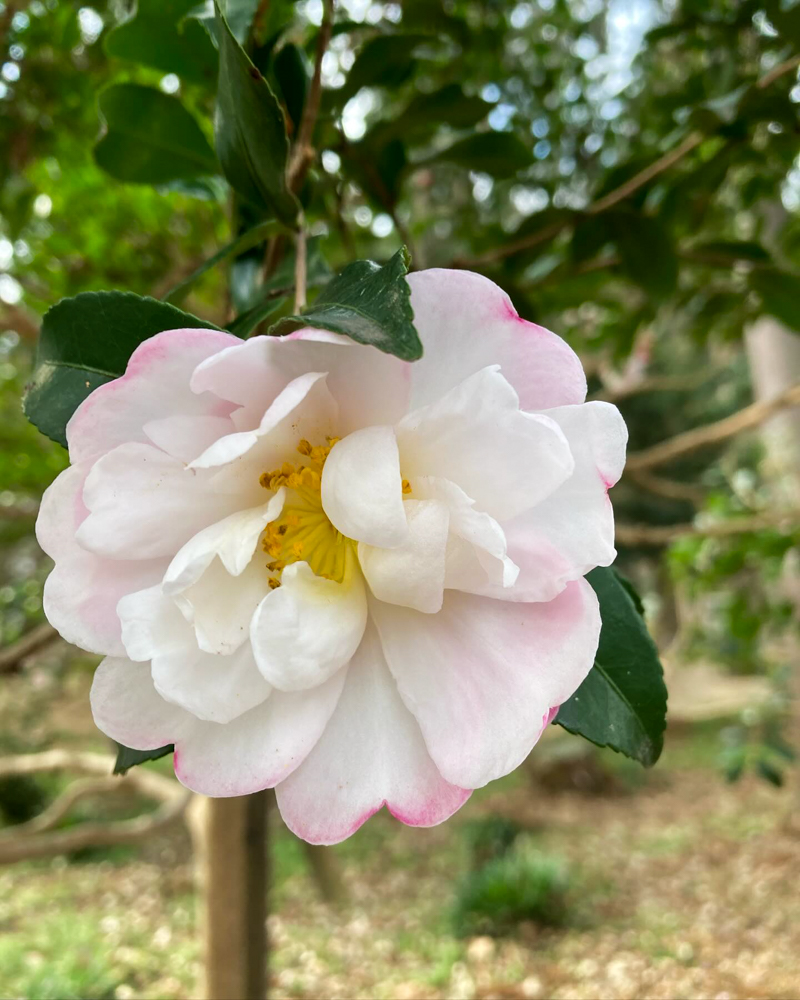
[462,815,522,869]
[452,841,571,937]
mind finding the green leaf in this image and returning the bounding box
[269,247,421,361]
[24,292,222,448]
[556,567,668,767]
[94,84,218,185]
[229,295,288,337]
[105,0,218,86]
[750,269,800,331]
[114,743,174,775]
[339,34,430,104]
[164,219,282,304]
[214,0,299,223]
[427,132,532,178]
[609,210,679,302]
[756,758,784,787]
[273,42,309,133]
[690,240,771,264]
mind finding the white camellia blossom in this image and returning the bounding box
[36,268,627,844]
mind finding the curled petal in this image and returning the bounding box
[397,366,574,523]
[321,425,408,548]
[251,562,367,691]
[359,499,450,613]
[163,490,285,596]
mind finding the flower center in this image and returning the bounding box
[260,438,355,587]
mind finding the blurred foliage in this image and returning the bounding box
[0,0,798,731]
[453,827,571,936]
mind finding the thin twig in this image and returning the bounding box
[288,0,334,190]
[0,623,59,674]
[588,132,704,215]
[616,511,800,548]
[294,224,307,312]
[626,383,800,471]
[454,57,799,271]
[589,369,717,403]
[756,53,800,89]
[9,777,122,836]
[626,468,707,505]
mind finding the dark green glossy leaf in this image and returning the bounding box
[214,0,299,223]
[427,132,531,178]
[114,743,174,775]
[609,211,679,302]
[339,34,430,104]
[690,240,771,263]
[750,269,800,331]
[269,247,421,360]
[94,84,218,185]
[164,219,282,304]
[105,0,218,86]
[556,567,668,767]
[273,42,309,133]
[24,292,222,448]
[229,295,288,336]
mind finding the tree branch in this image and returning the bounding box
[616,510,800,548]
[626,468,707,505]
[589,369,717,403]
[288,0,334,191]
[0,751,190,865]
[0,623,59,674]
[625,382,800,471]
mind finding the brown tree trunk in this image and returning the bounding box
[190,792,270,1000]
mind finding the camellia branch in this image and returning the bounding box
[0,622,59,674]
[294,223,308,312]
[626,382,800,471]
[288,0,334,190]
[0,750,190,865]
[455,59,799,271]
[616,510,800,547]
[626,468,708,505]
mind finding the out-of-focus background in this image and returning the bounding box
[1,0,799,998]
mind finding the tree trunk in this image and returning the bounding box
[190,792,270,1000]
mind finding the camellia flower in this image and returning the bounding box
[36,269,626,844]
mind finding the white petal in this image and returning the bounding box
[191,330,410,435]
[359,499,449,613]
[276,623,470,845]
[188,371,337,472]
[118,585,272,723]
[152,638,271,725]
[174,672,347,796]
[91,656,192,750]
[175,558,267,655]
[91,657,346,798]
[37,465,167,657]
[407,269,586,410]
[77,442,237,559]
[163,490,285,595]
[250,562,367,691]
[413,476,519,589]
[487,401,628,600]
[67,328,238,465]
[371,581,600,789]
[143,414,234,463]
[397,367,574,523]
[321,425,408,547]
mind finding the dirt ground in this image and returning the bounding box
[1,662,799,1000]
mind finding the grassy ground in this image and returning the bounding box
[0,662,798,1000]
